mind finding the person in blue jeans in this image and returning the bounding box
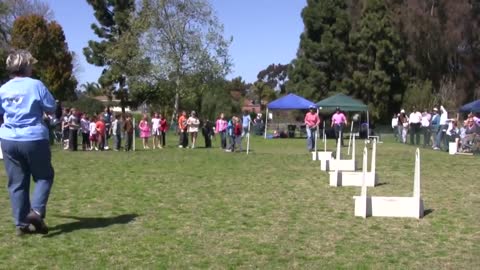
[0,50,56,236]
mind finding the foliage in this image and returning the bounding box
[256,63,289,93]
[84,0,141,110]
[10,15,77,101]
[63,96,106,116]
[287,0,351,101]
[402,80,434,112]
[349,0,407,120]
[78,82,102,97]
[139,0,232,122]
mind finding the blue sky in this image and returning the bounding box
[46,0,306,86]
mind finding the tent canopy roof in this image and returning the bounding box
[316,93,368,112]
[459,99,480,113]
[267,93,316,110]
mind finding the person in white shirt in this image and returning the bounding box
[391,113,399,141]
[89,116,98,151]
[421,109,432,147]
[434,105,448,150]
[151,112,161,149]
[408,107,422,145]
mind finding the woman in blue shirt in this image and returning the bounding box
[0,50,56,236]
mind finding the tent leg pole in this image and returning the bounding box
[264,108,268,139]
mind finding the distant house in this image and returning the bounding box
[242,99,261,114]
[93,95,131,112]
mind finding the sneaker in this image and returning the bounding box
[26,210,48,234]
[433,147,440,150]
[178,145,183,148]
[104,146,109,150]
[95,147,99,151]
[16,224,36,236]
[225,149,232,152]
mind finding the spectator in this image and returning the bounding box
[421,109,432,147]
[123,114,134,151]
[434,105,448,150]
[215,113,228,149]
[187,111,200,149]
[409,107,422,145]
[398,109,409,144]
[178,111,188,148]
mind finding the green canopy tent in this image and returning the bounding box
[316,93,370,151]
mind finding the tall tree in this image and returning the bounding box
[139,0,232,123]
[256,63,289,94]
[287,0,351,101]
[84,0,138,110]
[349,0,407,120]
[11,15,77,100]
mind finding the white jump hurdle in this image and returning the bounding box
[321,134,356,171]
[313,132,332,161]
[329,139,377,187]
[353,148,424,219]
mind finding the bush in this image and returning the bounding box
[64,96,105,115]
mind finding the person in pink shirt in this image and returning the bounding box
[331,107,348,146]
[215,113,228,149]
[304,105,321,151]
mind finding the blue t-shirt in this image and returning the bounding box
[242,115,251,128]
[0,77,56,141]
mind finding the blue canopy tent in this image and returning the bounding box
[264,93,316,138]
[459,99,480,113]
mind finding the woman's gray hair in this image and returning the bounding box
[5,49,38,75]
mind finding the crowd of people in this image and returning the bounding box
[49,107,262,153]
[391,106,480,153]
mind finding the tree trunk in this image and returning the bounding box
[171,75,180,126]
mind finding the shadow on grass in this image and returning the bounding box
[424,209,434,217]
[45,214,138,237]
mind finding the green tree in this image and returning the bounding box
[11,15,77,100]
[287,0,351,101]
[349,0,406,120]
[79,82,102,97]
[84,0,140,111]
[139,0,232,123]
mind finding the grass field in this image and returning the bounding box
[0,134,478,269]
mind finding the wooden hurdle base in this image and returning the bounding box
[353,196,424,218]
[324,159,356,172]
[330,171,377,187]
[312,151,332,161]
[353,148,424,219]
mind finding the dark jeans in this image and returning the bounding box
[334,124,345,146]
[220,131,227,149]
[160,131,166,147]
[204,134,212,148]
[179,131,188,147]
[409,123,421,145]
[114,134,121,150]
[69,129,78,151]
[1,139,54,227]
[422,126,431,147]
[104,124,111,147]
[125,132,133,151]
[81,132,90,150]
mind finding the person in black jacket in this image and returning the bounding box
[202,120,214,148]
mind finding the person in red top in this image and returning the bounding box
[178,111,188,148]
[159,113,168,148]
[233,116,242,152]
[304,105,321,151]
[95,116,106,150]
